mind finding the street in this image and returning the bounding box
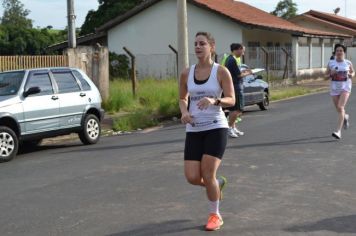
[0,91,356,236]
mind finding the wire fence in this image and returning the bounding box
[121,46,356,79]
[0,55,68,72]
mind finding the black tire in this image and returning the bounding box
[258,92,269,110]
[78,114,101,145]
[0,126,19,162]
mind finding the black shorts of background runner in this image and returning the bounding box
[184,128,228,161]
[226,86,244,112]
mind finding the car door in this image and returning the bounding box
[242,75,255,105]
[51,69,87,128]
[249,77,265,103]
[22,70,59,134]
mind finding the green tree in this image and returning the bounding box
[80,0,145,35]
[1,0,32,28]
[0,0,67,55]
[271,0,298,19]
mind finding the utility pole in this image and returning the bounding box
[67,0,77,48]
[177,0,189,77]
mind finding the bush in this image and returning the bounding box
[109,52,130,80]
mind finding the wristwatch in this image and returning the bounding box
[214,98,221,106]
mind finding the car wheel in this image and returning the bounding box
[0,126,19,162]
[79,114,101,145]
[258,92,269,110]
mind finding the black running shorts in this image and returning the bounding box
[184,128,228,161]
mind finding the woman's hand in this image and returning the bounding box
[330,69,337,76]
[197,97,215,110]
[181,111,194,124]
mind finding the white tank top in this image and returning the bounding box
[328,59,352,93]
[186,63,228,132]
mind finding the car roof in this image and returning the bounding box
[1,67,80,73]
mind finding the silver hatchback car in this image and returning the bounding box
[0,67,104,162]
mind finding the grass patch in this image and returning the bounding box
[104,78,180,131]
[104,78,326,131]
[270,86,314,101]
[113,110,159,131]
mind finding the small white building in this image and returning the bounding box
[97,0,350,79]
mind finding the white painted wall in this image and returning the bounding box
[107,0,243,78]
[347,47,356,67]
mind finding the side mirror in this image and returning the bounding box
[256,75,263,80]
[23,86,41,97]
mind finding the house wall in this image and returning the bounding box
[107,0,243,78]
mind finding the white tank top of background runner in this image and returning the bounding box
[328,59,352,94]
[186,63,228,132]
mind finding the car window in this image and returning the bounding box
[0,71,25,96]
[25,72,53,96]
[72,70,91,91]
[52,72,81,93]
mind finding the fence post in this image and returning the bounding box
[168,44,179,79]
[123,47,137,98]
[281,47,290,80]
[260,47,269,84]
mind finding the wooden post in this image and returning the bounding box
[123,47,137,97]
[260,47,269,84]
[177,0,189,75]
[168,44,179,79]
[281,47,290,80]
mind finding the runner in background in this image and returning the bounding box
[326,44,354,139]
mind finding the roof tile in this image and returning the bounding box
[192,0,350,37]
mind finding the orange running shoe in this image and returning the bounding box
[205,213,224,231]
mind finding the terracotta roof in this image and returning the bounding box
[290,14,356,35]
[97,0,350,38]
[191,0,350,37]
[303,10,356,31]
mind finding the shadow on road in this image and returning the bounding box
[230,135,336,149]
[17,143,81,156]
[55,138,184,154]
[107,219,203,236]
[285,215,356,234]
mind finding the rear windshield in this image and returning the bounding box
[0,71,25,96]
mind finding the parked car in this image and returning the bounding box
[241,64,269,110]
[0,67,104,162]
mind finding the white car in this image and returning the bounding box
[0,67,104,162]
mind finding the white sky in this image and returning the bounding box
[243,0,356,19]
[0,0,99,29]
[0,0,355,29]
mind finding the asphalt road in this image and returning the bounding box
[0,91,356,236]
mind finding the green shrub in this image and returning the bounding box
[109,52,130,80]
